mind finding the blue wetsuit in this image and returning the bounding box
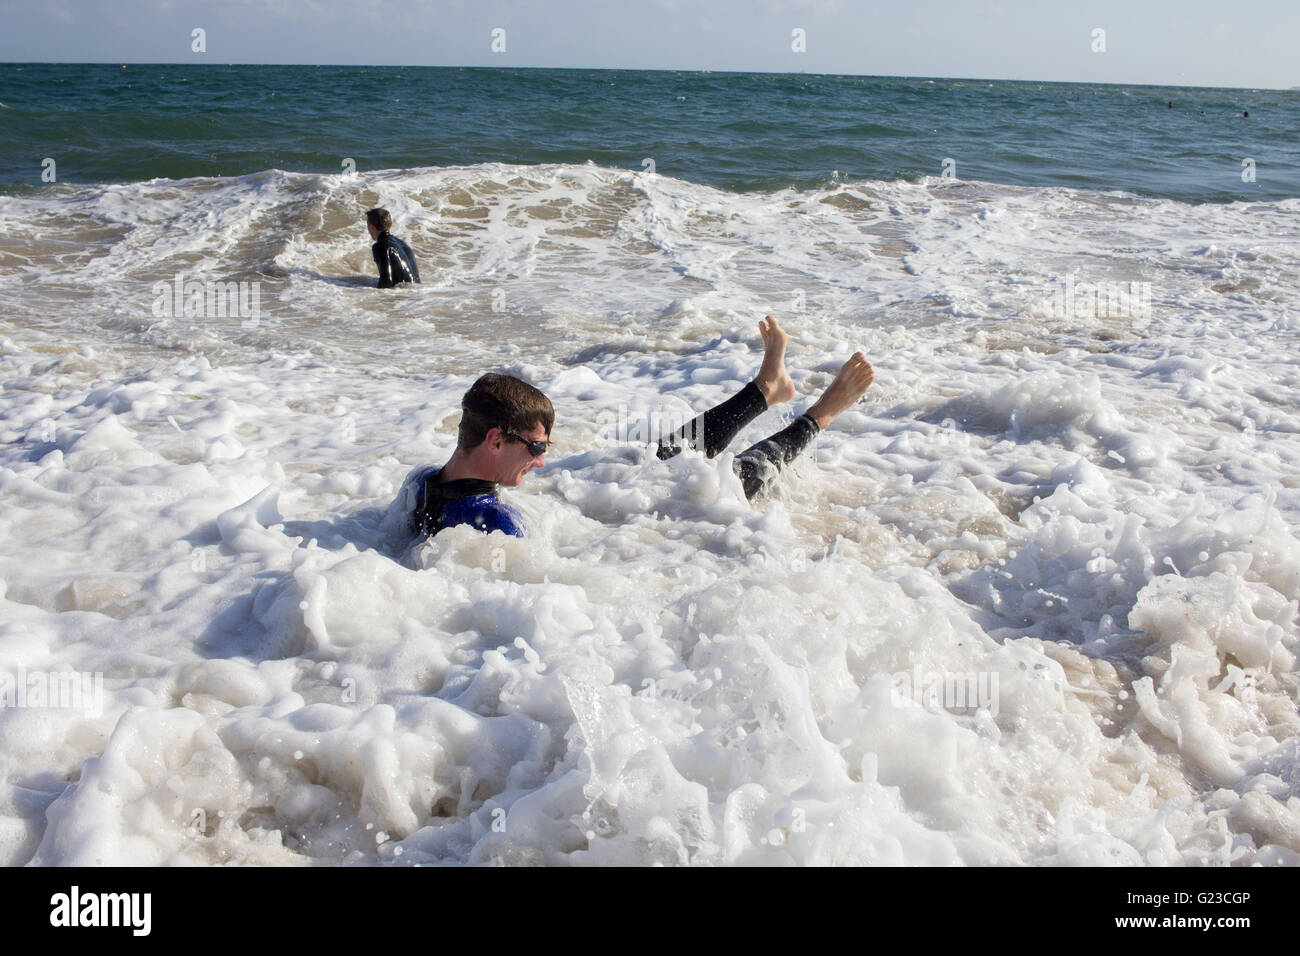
[408,466,525,538]
[372,231,421,289]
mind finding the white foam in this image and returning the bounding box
[1,164,1298,865]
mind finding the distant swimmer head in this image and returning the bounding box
[365,207,392,238]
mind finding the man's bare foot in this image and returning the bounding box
[806,353,874,430]
[754,315,796,406]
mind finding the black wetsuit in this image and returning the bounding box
[372,231,420,288]
[656,381,820,500]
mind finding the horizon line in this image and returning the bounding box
[0,61,1290,94]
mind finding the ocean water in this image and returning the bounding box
[0,65,1298,866]
[2,64,1295,200]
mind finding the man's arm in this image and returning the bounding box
[399,237,420,284]
[373,240,395,289]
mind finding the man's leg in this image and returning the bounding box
[656,316,796,460]
[733,413,821,499]
[656,380,768,460]
[732,352,875,500]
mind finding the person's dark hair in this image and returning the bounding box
[366,208,392,232]
[458,374,554,451]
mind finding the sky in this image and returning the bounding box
[0,0,1296,90]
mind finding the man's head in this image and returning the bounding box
[457,373,554,486]
[366,207,392,240]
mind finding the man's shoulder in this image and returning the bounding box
[405,464,440,490]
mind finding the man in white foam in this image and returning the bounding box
[393,316,874,539]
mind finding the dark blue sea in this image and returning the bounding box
[1,64,1294,201]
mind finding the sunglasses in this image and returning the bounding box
[503,431,550,457]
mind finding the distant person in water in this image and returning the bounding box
[394,316,875,539]
[365,207,420,289]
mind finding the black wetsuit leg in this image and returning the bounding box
[656,380,769,460]
[733,413,820,500]
[655,380,822,501]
